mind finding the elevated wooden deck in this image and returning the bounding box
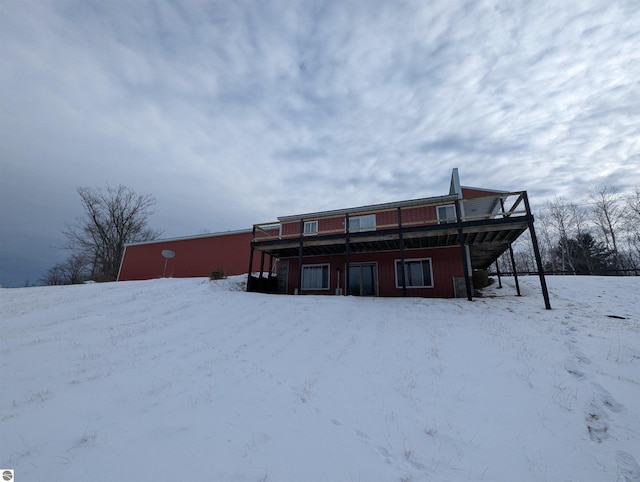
[252,191,530,270]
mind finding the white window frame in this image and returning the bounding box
[437,204,457,224]
[303,220,318,236]
[301,264,330,290]
[348,214,376,232]
[395,258,434,288]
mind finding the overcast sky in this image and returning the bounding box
[1,0,639,287]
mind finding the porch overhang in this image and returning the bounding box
[251,215,530,271]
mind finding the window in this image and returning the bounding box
[395,258,433,288]
[348,214,376,232]
[301,264,330,290]
[437,204,457,224]
[303,220,318,235]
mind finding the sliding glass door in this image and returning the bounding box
[348,263,378,296]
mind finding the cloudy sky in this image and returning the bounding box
[1,0,639,287]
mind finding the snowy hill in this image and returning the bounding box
[1,276,639,482]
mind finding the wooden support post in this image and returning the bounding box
[247,226,256,292]
[499,197,520,296]
[345,213,350,296]
[397,207,407,296]
[495,257,503,289]
[456,199,473,301]
[508,244,521,296]
[259,251,265,281]
[297,219,304,295]
[523,192,552,310]
[268,255,274,276]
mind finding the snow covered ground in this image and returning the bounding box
[1,275,639,482]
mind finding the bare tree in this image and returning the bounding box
[546,197,578,273]
[569,202,595,272]
[509,230,536,273]
[41,254,91,285]
[514,248,535,273]
[589,185,624,269]
[535,210,556,272]
[624,185,640,268]
[628,185,640,218]
[62,185,162,281]
[41,265,67,286]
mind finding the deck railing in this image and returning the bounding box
[252,191,529,243]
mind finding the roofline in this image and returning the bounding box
[277,193,459,222]
[461,185,509,194]
[123,228,253,247]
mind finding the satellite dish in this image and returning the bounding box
[161,250,175,277]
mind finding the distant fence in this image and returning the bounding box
[488,269,640,277]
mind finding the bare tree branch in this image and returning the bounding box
[589,185,624,269]
[61,185,162,282]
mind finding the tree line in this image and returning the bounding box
[42,186,161,285]
[499,184,640,276]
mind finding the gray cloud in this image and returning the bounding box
[1,0,639,286]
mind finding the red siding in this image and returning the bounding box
[401,205,438,225]
[375,210,398,228]
[118,231,262,281]
[280,205,445,237]
[374,247,463,297]
[281,221,300,237]
[282,246,464,298]
[281,216,345,237]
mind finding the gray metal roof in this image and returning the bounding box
[123,228,253,247]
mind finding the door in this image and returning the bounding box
[348,263,378,296]
[277,260,289,294]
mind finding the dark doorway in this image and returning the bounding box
[348,263,378,296]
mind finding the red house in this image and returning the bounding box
[249,169,550,307]
[118,169,549,307]
[118,229,260,281]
